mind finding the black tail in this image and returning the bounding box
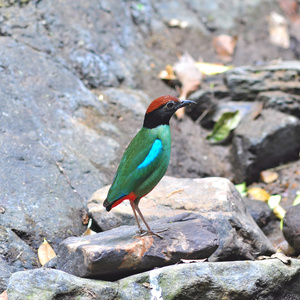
[103,198,112,211]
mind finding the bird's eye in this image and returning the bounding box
[165,102,175,109]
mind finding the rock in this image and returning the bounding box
[243,198,273,228]
[118,258,300,300]
[7,268,118,300]
[7,259,300,299]
[0,226,38,272]
[225,61,300,100]
[257,91,300,118]
[56,213,218,279]
[0,36,119,266]
[283,204,300,254]
[88,176,275,261]
[231,109,300,183]
[0,257,12,293]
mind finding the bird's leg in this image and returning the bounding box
[129,200,146,234]
[134,203,164,239]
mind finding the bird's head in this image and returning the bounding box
[143,95,196,129]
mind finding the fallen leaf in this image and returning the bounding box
[38,238,56,266]
[268,12,290,48]
[212,35,237,62]
[260,170,279,183]
[206,111,241,143]
[293,191,300,206]
[158,64,177,80]
[247,187,271,201]
[235,182,247,197]
[268,195,282,209]
[173,52,203,118]
[195,62,233,75]
[257,252,291,264]
[0,290,8,300]
[278,0,300,23]
[180,258,207,263]
[82,218,96,236]
[273,205,286,221]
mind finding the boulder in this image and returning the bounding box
[118,258,300,300]
[7,268,118,300]
[56,213,218,279]
[283,204,300,254]
[225,61,300,100]
[6,259,300,300]
[88,176,275,261]
[231,109,300,183]
[0,36,118,269]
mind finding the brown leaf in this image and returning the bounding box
[83,228,97,236]
[248,187,271,201]
[173,52,203,118]
[38,239,56,266]
[260,170,279,183]
[158,64,177,80]
[278,0,299,23]
[212,35,237,62]
[0,290,8,300]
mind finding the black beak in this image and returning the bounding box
[176,99,197,109]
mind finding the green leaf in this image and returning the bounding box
[235,182,247,197]
[293,191,300,206]
[136,3,144,11]
[206,111,241,143]
[268,195,281,209]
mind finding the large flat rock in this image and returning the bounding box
[56,213,218,279]
[7,259,300,299]
[88,176,275,261]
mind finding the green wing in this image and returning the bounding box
[106,126,170,203]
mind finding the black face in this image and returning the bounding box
[143,100,195,129]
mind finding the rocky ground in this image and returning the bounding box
[0,0,300,299]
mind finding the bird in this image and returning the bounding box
[103,95,196,238]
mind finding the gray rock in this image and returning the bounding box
[257,91,300,118]
[243,198,273,229]
[7,259,300,299]
[118,258,300,300]
[283,204,300,254]
[225,61,300,100]
[0,37,118,264]
[231,109,300,183]
[0,257,12,293]
[0,227,38,272]
[88,176,275,261]
[56,213,218,279]
[7,268,118,300]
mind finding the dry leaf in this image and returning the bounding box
[173,52,203,118]
[212,35,237,62]
[0,290,8,300]
[38,239,56,266]
[180,258,207,263]
[268,12,290,48]
[247,187,271,201]
[158,64,177,80]
[195,62,233,75]
[83,218,96,236]
[278,0,300,23]
[260,170,279,183]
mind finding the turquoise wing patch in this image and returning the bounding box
[137,139,162,169]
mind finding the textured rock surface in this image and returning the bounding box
[88,176,275,261]
[56,213,218,279]
[7,259,300,300]
[7,268,118,300]
[231,109,300,183]
[283,204,300,254]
